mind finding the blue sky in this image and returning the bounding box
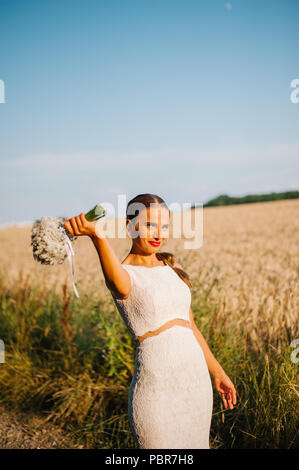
[0,0,298,224]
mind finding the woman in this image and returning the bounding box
[64,193,237,449]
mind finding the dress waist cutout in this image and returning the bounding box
[136,318,192,343]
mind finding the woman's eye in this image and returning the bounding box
[146,223,168,229]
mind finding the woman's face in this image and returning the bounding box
[127,205,170,252]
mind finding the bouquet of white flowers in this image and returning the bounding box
[31,204,106,297]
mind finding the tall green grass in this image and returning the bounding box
[0,271,297,448]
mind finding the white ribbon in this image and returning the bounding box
[62,232,80,298]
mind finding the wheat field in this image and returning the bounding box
[0,199,298,448]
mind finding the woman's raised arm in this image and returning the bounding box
[64,213,131,299]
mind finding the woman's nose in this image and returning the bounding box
[154,226,161,239]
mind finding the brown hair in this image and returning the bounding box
[126,193,192,291]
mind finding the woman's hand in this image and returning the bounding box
[213,369,237,410]
[64,213,96,238]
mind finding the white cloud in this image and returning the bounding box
[225,3,232,10]
[1,142,298,223]
[0,140,298,225]
[3,141,298,172]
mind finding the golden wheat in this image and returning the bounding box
[0,199,298,355]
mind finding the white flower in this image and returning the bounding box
[31,216,77,265]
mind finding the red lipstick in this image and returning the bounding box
[149,241,161,247]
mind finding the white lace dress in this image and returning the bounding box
[111,264,213,449]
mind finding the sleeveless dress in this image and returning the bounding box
[111,264,213,449]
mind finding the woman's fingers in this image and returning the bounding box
[226,392,234,410]
[232,387,237,405]
[221,395,227,408]
[227,389,236,409]
[70,217,80,235]
[64,213,95,237]
[219,388,235,410]
[218,386,227,408]
[64,216,81,236]
[76,214,83,231]
[226,383,237,405]
[222,393,232,409]
[64,219,74,236]
[80,212,87,225]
